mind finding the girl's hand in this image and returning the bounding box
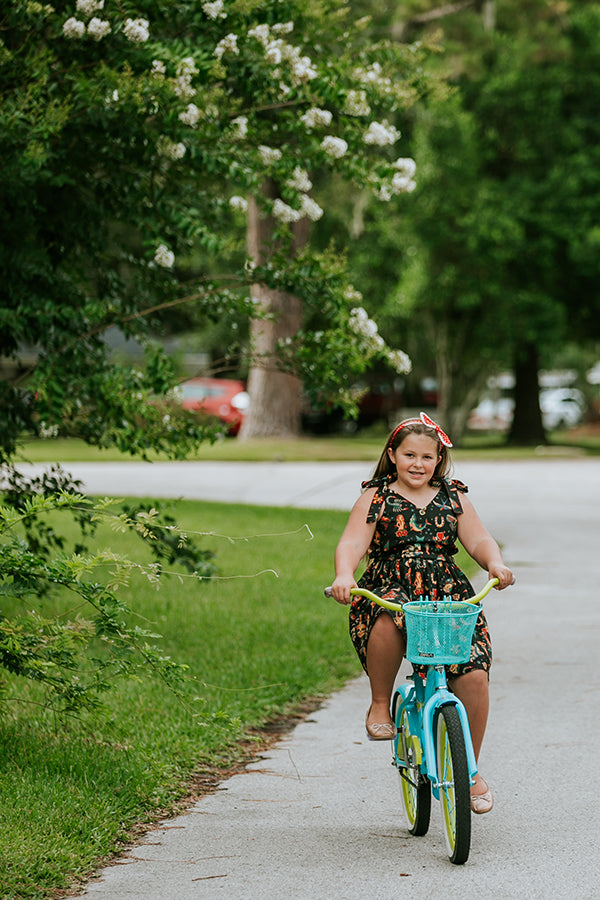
[330,576,357,606]
[489,564,515,590]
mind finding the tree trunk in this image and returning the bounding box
[481,0,496,32]
[239,183,309,439]
[507,341,546,445]
[433,317,489,446]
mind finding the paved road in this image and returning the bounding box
[40,457,600,899]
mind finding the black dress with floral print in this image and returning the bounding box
[349,476,492,679]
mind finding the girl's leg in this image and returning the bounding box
[448,668,490,796]
[365,613,405,725]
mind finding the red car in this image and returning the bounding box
[179,377,249,435]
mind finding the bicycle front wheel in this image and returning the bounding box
[397,707,431,836]
[436,704,471,864]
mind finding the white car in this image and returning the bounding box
[467,397,514,431]
[468,387,584,432]
[539,388,584,430]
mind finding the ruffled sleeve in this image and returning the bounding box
[360,474,393,523]
[444,478,468,515]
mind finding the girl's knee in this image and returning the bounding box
[367,611,406,653]
[451,668,489,692]
[467,668,489,686]
[372,611,396,632]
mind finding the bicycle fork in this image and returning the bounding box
[393,677,478,798]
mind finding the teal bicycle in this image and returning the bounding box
[327,577,498,865]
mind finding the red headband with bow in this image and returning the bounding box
[389,411,453,448]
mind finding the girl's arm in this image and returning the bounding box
[457,495,514,589]
[331,489,378,605]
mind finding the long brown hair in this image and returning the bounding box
[372,418,452,484]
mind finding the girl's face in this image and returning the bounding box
[387,433,440,490]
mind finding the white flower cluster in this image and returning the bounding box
[344,285,363,304]
[321,135,348,159]
[154,244,175,268]
[257,156,322,223]
[202,0,226,19]
[265,43,282,65]
[300,107,333,130]
[287,167,312,192]
[374,158,417,201]
[230,115,248,139]
[63,17,85,37]
[348,307,411,372]
[247,21,316,86]
[87,17,111,40]
[229,196,248,212]
[285,45,317,85]
[363,120,400,146]
[215,33,239,60]
[248,23,270,45]
[25,2,54,14]
[271,194,323,224]
[64,1,111,41]
[76,0,103,15]
[272,199,300,224]
[173,57,198,100]
[387,349,412,375]
[392,157,417,193]
[394,157,417,178]
[179,103,201,127]
[64,8,149,43]
[178,57,198,79]
[157,136,187,160]
[300,194,323,221]
[344,90,370,117]
[151,60,166,78]
[354,62,392,92]
[123,18,150,43]
[39,422,59,439]
[258,145,282,165]
[349,307,384,353]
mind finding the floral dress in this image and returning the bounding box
[349,475,492,679]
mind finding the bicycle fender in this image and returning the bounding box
[421,695,478,788]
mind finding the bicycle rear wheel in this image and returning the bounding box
[436,704,471,864]
[396,706,431,836]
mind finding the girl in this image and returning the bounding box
[330,412,514,814]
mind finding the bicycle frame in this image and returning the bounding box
[394,667,477,799]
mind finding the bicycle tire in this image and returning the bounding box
[396,706,431,836]
[436,704,471,864]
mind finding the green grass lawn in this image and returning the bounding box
[15,427,599,464]
[0,500,370,899]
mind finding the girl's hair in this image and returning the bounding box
[372,417,452,483]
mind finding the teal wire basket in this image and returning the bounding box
[403,599,480,665]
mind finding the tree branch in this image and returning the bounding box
[3,277,248,392]
[409,1,479,26]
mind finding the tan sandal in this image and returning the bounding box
[471,780,494,814]
[365,707,396,741]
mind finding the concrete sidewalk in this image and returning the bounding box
[56,457,600,899]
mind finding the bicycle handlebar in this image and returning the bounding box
[324,577,499,611]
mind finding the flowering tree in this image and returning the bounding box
[0,1,431,704]
[2,0,428,451]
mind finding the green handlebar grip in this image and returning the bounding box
[326,577,500,609]
[464,577,499,604]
